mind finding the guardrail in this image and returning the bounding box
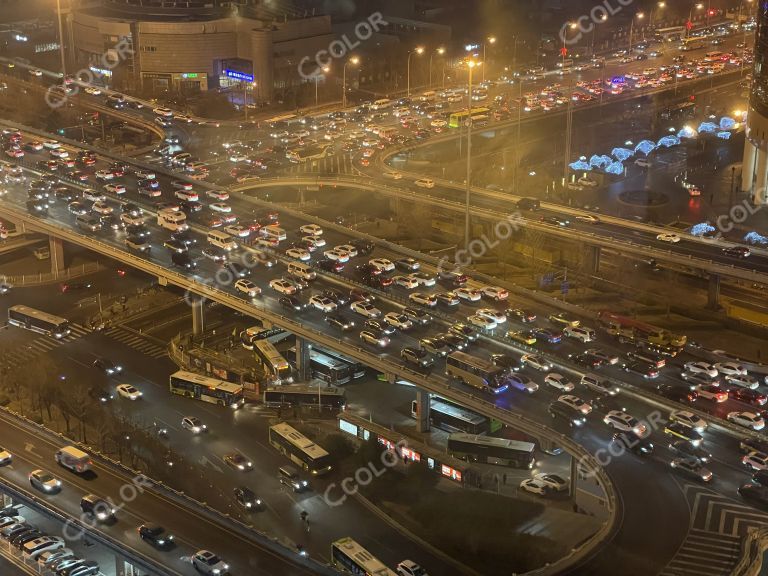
[1,262,103,287]
[732,526,768,576]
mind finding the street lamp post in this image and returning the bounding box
[429,47,445,89]
[407,47,424,97]
[628,12,644,54]
[482,36,495,83]
[562,23,577,69]
[465,59,480,250]
[342,57,359,109]
[55,0,67,78]
[687,3,704,37]
[314,66,329,106]
[650,1,666,28]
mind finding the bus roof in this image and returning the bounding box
[332,537,397,576]
[170,370,242,393]
[265,385,343,396]
[448,433,535,452]
[270,422,329,459]
[447,350,500,372]
[431,398,486,424]
[8,305,68,325]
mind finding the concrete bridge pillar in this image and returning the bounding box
[742,139,757,192]
[49,236,65,276]
[294,336,311,382]
[707,274,720,310]
[415,389,431,433]
[191,299,204,336]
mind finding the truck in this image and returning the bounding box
[598,311,687,348]
[55,445,92,474]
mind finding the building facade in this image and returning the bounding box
[742,0,768,204]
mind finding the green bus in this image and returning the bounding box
[448,107,490,128]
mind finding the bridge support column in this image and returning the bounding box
[415,389,430,433]
[742,139,757,193]
[49,236,65,276]
[585,245,600,275]
[294,336,311,382]
[708,274,720,310]
[754,149,768,205]
[191,299,204,336]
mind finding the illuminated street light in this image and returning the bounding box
[429,47,445,89]
[407,46,424,97]
[482,36,496,82]
[314,65,329,106]
[342,57,359,109]
[629,12,645,53]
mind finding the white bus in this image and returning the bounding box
[8,305,71,338]
[447,433,535,469]
[331,537,398,576]
[169,370,245,408]
[253,339,292,383]
[268,422,332,475]
[157,208,188,232]
[263,386,347,410]
[446,351,509,394]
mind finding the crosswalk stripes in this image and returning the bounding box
[659,483,768,576]
[3,323,91,368]
[101,326,168,359]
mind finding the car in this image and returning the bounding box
[728,411,766,431]
[740,437,768,455]
[549,313,579,327]
[670,458,713,482]
[92,358,122,375]
[544,373,575,392]
[383,171,403,180]
[507,330,537,345]
[508,373,538,393]
[668,440,711,463]
[320,289,349,306]
[409,272,436,287]
[299,224,323,236]
[478,286,508,301]
[635,158,651,168]
[325,314,355,331]
[540,215,570,227]
[181,416,207,433]
[420,337,450,357]
[435,292,460,307]
[667,410,707,432]
[466,314,497,331]
[521,354,552,372]
[334,244,356,257]
[324,249,350,262]
[67,201,88,216]
[455,287,482,302]
[269,279,297,295]
[303,235,326,249]
[138,524,174,549]
[586,349,619,365]
[603,410,647,435]
[223,224,250,238]
[125,236,150,252]
[153,107,173,117]
[350,301,381,318]
[694,384,728,402]
[91,200,114,215]
[192,550,229,576]
[534,473,569,492]
[393,275,419,289]
[95,169,115,181]
[224,452,253,471]
[664,422,703,446]
[728,387,767,406]
[723,246,751,258]
[384,312,413,331]
[401,347,433,368]
[369,258,395,272]
[739,483,768,507]
[396,559,429,576]
[575,214,601,224]
[234,279,261,298]
[360,329,390,348]
[37,548,74,568]
[29,469,62,493]
[612,431,654,455]
[507,308,536,323]
[476,308,507,324]
[743,451,768,472]
[103,183,126,195]
[681,372,720,387]
[233,486,263,511]
[656,233,680,243]
[563,326,595,343]
[395,258,420,272]
[202,247,228,262]
[415,178,435,188]
[286,247,311,261]
[309,295,337,312]
[622,362,659,379]
[684,362,719,378]
[520,477,549,496]
[558,395,592,415]
[210,202,232,213]
[116,383,142,400]
[726,374,760,390]
[403,307,431,325]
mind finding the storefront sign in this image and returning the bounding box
[224,69,254,82]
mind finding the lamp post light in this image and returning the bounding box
[55,0,67,78]
[482,36,496,83]
[429,47,445,89]
[407,46,424,97]
[464,59,480,250]
[562,23,577,69]
[650,1,665,28]
[687,3,704,37]
[342,56,359,109]
[628,12,644,54]
[314,66,329,106]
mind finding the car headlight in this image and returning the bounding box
[245,502,252,507]
[237,464,244,470]
[256,499,262,505]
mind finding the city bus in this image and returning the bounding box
[316,347,366,379]
[253,339,292,384]
[703,51,726,62]
[655,26,686,43]
[7,305,71,338]
[286,144,331,163]
[447,433,535,469]
[263,385,347,410]
[446,351,509,394]
[169,370,245,408]
[285,347,351,385]
[331,537,398,576]
[411,397,489,435]
[448,107,490,128]
[268,422,332,475]
[679,36,709,51]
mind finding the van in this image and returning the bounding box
[207,230,237,251]
[55,446,92,474]
[80,494,115,521]
[287,261,316,281]
[581,373,620,396]
[76,213,102,232]
[563,326,596,343]
[517,197,540,211]
[262,225,286,242]
[278,465,309,492]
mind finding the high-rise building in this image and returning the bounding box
[742,2,768,203]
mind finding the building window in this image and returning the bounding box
[141,46,157,53]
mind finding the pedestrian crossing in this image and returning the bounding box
[3,323,91,368]
[283,153,355,175]
[659,483,768,576]
[101,326,168,359]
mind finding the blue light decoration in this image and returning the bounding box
[611,147,633,162]
[657,135,680,147]
[605,161,624,175]
[719,116,736,130]
[690,222,715,237]
[224,69,254,82]
[744,231,768,246]
[678,126,697,139]
[611,75,626,84]
[634,140,655,156]
[698,122,718,133]
[717,131,731,140]
[589,154,612,169]
[569,160,592,171]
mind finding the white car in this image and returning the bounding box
[209,202,232,213]
[206,189,229,201]
[684,362,718,379]
[397,560,428,576]
[300,224,323,236]
[104,183,126,195]
[409,272,436,287]
[91,200,113,215]
[657,233,680,243]
[726,374,760,390]
[0,447,12,466]
[384,312,413,330]
[575,214,601,224]
[192,550,229,576]
[714,362,747,377]
[269,279,297,295]
[558,395,592,415]
[181,416,207,433]
[476,308,507,324]
[82,189,106,202]
[383,171,403,180]
[42,140,61,150]
[563,326,595,342]
[669,410,707,432]
[466,314,497,331]
[309,295,337,312]
[455,287,482,302]
[174,189,199,201]
[415,178,435,188]
[534,473,569,492]
[286,248,311,261]
[95,169,115,181]
[224,224,251,238]
[508,374,538,393]
[351,301,381,318]
[728,412,765,431]
[481,286,509,301]
[22,536,64,560]
[334,244,357,257]
[544,373,575,392]
[324,249,350,262]
[135,169,156,180]
[431,119,448,128]
[409,292,437,307]
[393,275,419,289]
[303,235,326,248]
[369,258,395,272]
[360,330,389,348]
[84,86,102,95]
[520,478,549,496]
[116,383,142,400]
[29,469,62,493]
[37,547,73,568]
[521,354,552,372]
[153,107,174,117]
[742,451,768,471]
[234,279,261,298]
[603,410,646,436]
